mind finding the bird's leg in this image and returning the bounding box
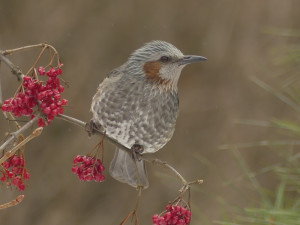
[85,119,102,136]
[131,144,144,161]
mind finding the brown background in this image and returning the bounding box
[0,0,299,224]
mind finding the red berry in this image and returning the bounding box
[50,103,57,109]
[2,66,67,127]
[23,76,31,82]
[18,183,26,191]
[56,68,63,75]
[43,107,51,115]
[74,155,83,164]
[61,99,68,106]
[1,104,9,112]
[1,154,30,191]
[38,118,46,127]
[54,94,61,100]
[7,171,14,178]
[72,155,105,182]
[58,107,64,114]
[41,102,47,109]
[12,156,20,165]
[152,204,191,225]
[4,161,10,169]
[72,166,78,173]
[58,85,65,93]
[24,171,31,180]
[38,66,45,75]
[94,174,105,182]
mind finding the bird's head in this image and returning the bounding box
[126,40,207,91]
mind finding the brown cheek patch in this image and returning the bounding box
[143,61,171,86]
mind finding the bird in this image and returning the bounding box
[90,40,206,189]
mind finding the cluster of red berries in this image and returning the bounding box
[152,204,192,225]
[72,155,105,182]
[1,66,68,127]
[0,154,30,191]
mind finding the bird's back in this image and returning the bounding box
[91,66,179,153]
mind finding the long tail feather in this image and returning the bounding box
[109,148,149,188]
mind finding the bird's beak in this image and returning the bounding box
[180,55,207,65]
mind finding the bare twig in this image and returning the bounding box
[0,195,24,210]
[0,52,24,81]
[0,127,43,164]
[150,158,188,185]
[0,43,60,82]
[0,116,39,157]
[3,43,59,62]
[57,114,86,129]
[120,188,142,225]
[2,44,48,55]
[25,45,48,76]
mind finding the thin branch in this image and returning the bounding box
[0,195,24,210]
[120,188,142,225]
[2,43,55,56]
[150,158,188,185]
[0,116,39,157]
[0,43,60,82]
[0,51,24,81]
[25,45,48,76]
[57,114,86,128]
[0,127,43,164]
[3,43,60,68]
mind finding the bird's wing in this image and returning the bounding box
[106,64,125,78]
[90,64,125,112]
[95,64,125,94]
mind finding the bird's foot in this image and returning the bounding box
[85,119,102,136]
[131,144,144,161]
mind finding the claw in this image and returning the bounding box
[131,144,144,161]
[85,119,102,136]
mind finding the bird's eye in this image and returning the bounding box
[160,56,170,63]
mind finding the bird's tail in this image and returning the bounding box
[109,148,149,189]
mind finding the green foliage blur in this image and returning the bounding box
[214,34,300,225]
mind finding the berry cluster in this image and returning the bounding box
[152,204,192,225]
[0,154,30,191]
[72,155,105,182]
[1,66,68,127]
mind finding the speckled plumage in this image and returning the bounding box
[91,41,206,188]
[91,67,179,153]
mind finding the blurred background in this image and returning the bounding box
[0,0,300,224]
